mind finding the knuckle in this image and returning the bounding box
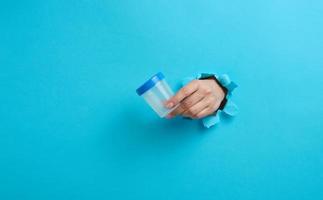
[172,97,180,104]
[182,87,190,96]
[204,88,212,95]
[182,100,192,108]
[201,86,212,95]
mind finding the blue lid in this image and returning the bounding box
[136,72,165,96]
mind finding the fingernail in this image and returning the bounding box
[166,102,174,108]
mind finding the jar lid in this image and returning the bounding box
[136,72,165,96]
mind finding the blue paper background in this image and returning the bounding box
[1,1,323,199]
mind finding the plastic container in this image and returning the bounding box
[136,72,178,117]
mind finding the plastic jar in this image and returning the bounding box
[136,72,178,117]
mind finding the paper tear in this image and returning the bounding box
[222,100,238,116]
[181,73,238,128]
[202,113,221,128]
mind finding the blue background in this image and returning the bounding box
[1,0,323,199]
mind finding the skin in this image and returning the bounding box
[165,79,225,119]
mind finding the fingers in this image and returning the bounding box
[181,90,204,110]
[195,107,213,119]
[166,105,185,118]
[165,80,199,109]
[182,97,209,118]
[165,79,226,119]
[167,89,204,118]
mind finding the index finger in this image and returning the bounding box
[166,80,199,108]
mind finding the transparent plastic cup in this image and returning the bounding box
[136,72,178,117]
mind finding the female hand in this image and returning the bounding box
[165,79,225,119]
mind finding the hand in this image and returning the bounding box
[165,79,225,119]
